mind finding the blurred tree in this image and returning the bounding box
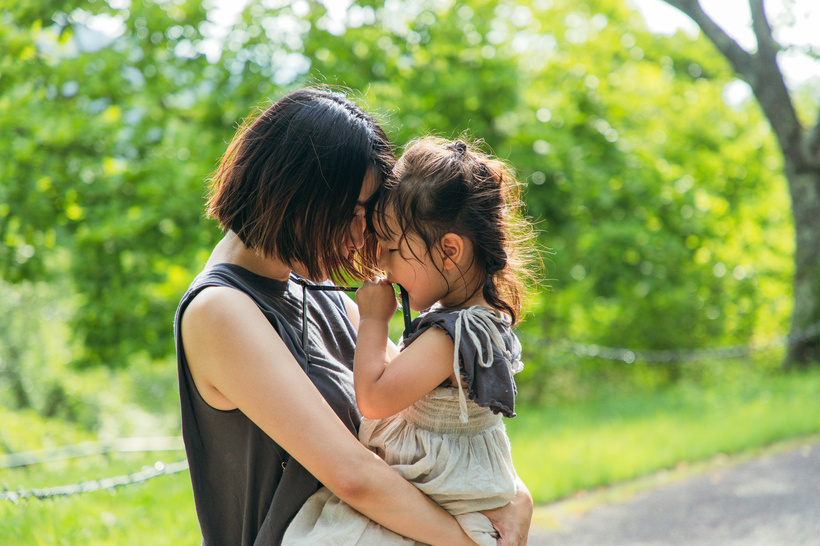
[0,0,796,386]
[657,0,820,367]
[295,0,791,364]
[498,0,792,382]
[0,0,246,365]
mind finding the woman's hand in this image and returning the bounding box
[480,477,533,545]
[356,277,398,322]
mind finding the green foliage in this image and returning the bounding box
[1,0,240,366]
[504,0,792,359]
[508,364,820,503]
[0,405,95,454]
[0,0,796,394]
[0,280,180,437]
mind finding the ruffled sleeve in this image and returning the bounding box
[401,306,523,421]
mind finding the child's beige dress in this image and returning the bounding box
[283,306,523,546]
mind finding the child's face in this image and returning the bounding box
[376,214,448,312]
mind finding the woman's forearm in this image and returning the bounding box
[336,450,476,546]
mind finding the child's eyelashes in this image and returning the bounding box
[377,239,399,253]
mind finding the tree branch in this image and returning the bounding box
[661,0,755,78]
[660,0,805,169]
[805,110,820,170]
[749,0,779,62]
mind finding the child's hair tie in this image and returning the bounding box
[447,140,468,157]
[487,250,508,274]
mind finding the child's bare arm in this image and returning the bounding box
[342,291,399,359]
[354,278,454,418]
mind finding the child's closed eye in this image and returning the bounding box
[378,241,399,253]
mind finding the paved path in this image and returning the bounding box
[527,440,820,545]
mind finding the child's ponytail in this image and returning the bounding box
[376,136,538,324]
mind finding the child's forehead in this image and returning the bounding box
[373,209,406,244]
[375,220,400,242]
[373,205,399,230]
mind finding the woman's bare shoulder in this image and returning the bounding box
[187,276,267,323]
[180,285,269,409]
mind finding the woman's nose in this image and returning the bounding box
[348,216,365,250]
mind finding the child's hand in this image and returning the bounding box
[356,277,398,322]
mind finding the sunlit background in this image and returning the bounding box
[2,0,819,542]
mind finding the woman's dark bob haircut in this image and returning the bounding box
[207,87,394,282]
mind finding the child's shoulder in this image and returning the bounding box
[419,305,513,333]
[404,305,520,363]
[407,305,496,337]
[404,305,523,418]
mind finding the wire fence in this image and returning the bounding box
[1,437,188,503]
[0,459,189,503]
[3,322,819,503]
[522,322,820,364]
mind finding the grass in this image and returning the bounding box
[0,465,197,545]
[2,365,820,543]
[507,366,820,504]
[0,406,198,545]
[527,433,820,531]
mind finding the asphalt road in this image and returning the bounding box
[528,440,820,546]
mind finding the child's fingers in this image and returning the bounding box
[362,277,397,297]
[357,277,398,307]
[362,275,387,288]
[362,277,395,294]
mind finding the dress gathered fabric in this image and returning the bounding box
[282,306,522,546]
[360,387,516,517]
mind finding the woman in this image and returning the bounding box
[174,87,532,545]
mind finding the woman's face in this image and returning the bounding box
[291,171,379,282]
[342,170,379,259]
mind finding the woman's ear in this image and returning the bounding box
[438,233,465,270]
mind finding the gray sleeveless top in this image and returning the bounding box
[174,263,360,545]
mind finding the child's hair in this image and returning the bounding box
[370,136,536,324]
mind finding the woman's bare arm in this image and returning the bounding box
[181,286,475,546]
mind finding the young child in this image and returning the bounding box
[283,137,535,545]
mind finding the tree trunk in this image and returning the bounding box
[660,0,820,367]
[784,163,820,367]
